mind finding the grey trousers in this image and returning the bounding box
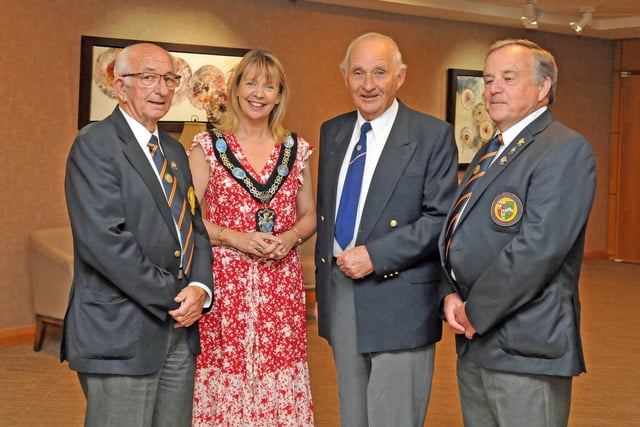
[78,326,196,427]
[328,264,435,427]
[457,351,572,427]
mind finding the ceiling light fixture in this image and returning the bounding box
[569,8,594,33]
[520,0,539,29]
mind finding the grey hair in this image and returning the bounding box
[339,32,407,74]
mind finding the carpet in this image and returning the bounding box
[0,332,85,426]
[2,261,640,426]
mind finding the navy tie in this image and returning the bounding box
[444,134,503,261]
[335,122,371,249]
[147,135,195,278]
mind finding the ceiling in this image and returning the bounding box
[302,0,640,39]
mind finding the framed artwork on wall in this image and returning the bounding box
[446,68,495,167]
[77,36,249,132]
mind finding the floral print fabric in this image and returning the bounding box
[191,131,314,426]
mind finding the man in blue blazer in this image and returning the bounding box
[62,43,213,427]
[315,32,458,426]
[440,39,596,427]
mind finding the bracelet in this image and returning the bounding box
[216,226,225,242]
[292,227,303,245]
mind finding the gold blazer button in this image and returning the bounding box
[174,250,181,258]
[321,258,326,264]
[390,220,398,228]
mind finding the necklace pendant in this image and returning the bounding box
[256,208,276,233]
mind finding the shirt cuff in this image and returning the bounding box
[187,282,213,308]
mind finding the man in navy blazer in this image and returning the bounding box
[62,43,213,427]
[315,32,458,426]
[440,39,596,427]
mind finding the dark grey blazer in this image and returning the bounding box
[315,101,458,353]
[61,107,213,376]
[439,109,596,377]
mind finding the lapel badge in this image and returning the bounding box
[187,186,196,215]
[509,147,516,155]
[516,138,525,147]
[171,161,178,171]
[164,173,173,184]
[473,164,481,175]
[499,156,507,165]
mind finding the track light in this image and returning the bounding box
[569,8,593,33]
[520,1,539,29]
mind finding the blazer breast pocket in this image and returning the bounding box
[392,174,426,201]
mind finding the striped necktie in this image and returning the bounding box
[147,135,195,278]
[335,121,371,249]
[444,134,504,261]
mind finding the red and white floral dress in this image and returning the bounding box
[190,130,314,427]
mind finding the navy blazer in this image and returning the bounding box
[315,101,458,353]
[439,110,596,377]
[62,107,213,375]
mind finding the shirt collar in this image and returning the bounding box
[119,106,159,150]
[500,106,547,147]
[356,98,399,138]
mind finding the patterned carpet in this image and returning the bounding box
[1,260,639,426]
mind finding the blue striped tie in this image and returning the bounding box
[335,122,371,249]
[444,134,503,261]
[148,135,195,277]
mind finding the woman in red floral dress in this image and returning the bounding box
[188,50,315,426]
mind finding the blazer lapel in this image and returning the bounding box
[456,110,554,226]
[160,132,190,200]
[111,110,179,241]
[327,116,357,221]
[358,103,416,244]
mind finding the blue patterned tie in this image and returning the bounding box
[444,134,503,260]
[148,135,195,277]
[335,122,371,249]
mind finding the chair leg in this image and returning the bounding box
[33,315,47,352]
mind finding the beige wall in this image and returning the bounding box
[0,0,612,330]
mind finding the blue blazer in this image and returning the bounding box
[439,109,596,377]
[315,101,458,353]
[62,107,213,375]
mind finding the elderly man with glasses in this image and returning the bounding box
[62,42,214,427]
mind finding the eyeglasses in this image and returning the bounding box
[120,72,182,89]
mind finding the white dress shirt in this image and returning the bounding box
[120,107,212,306]
[333,99,399,253]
